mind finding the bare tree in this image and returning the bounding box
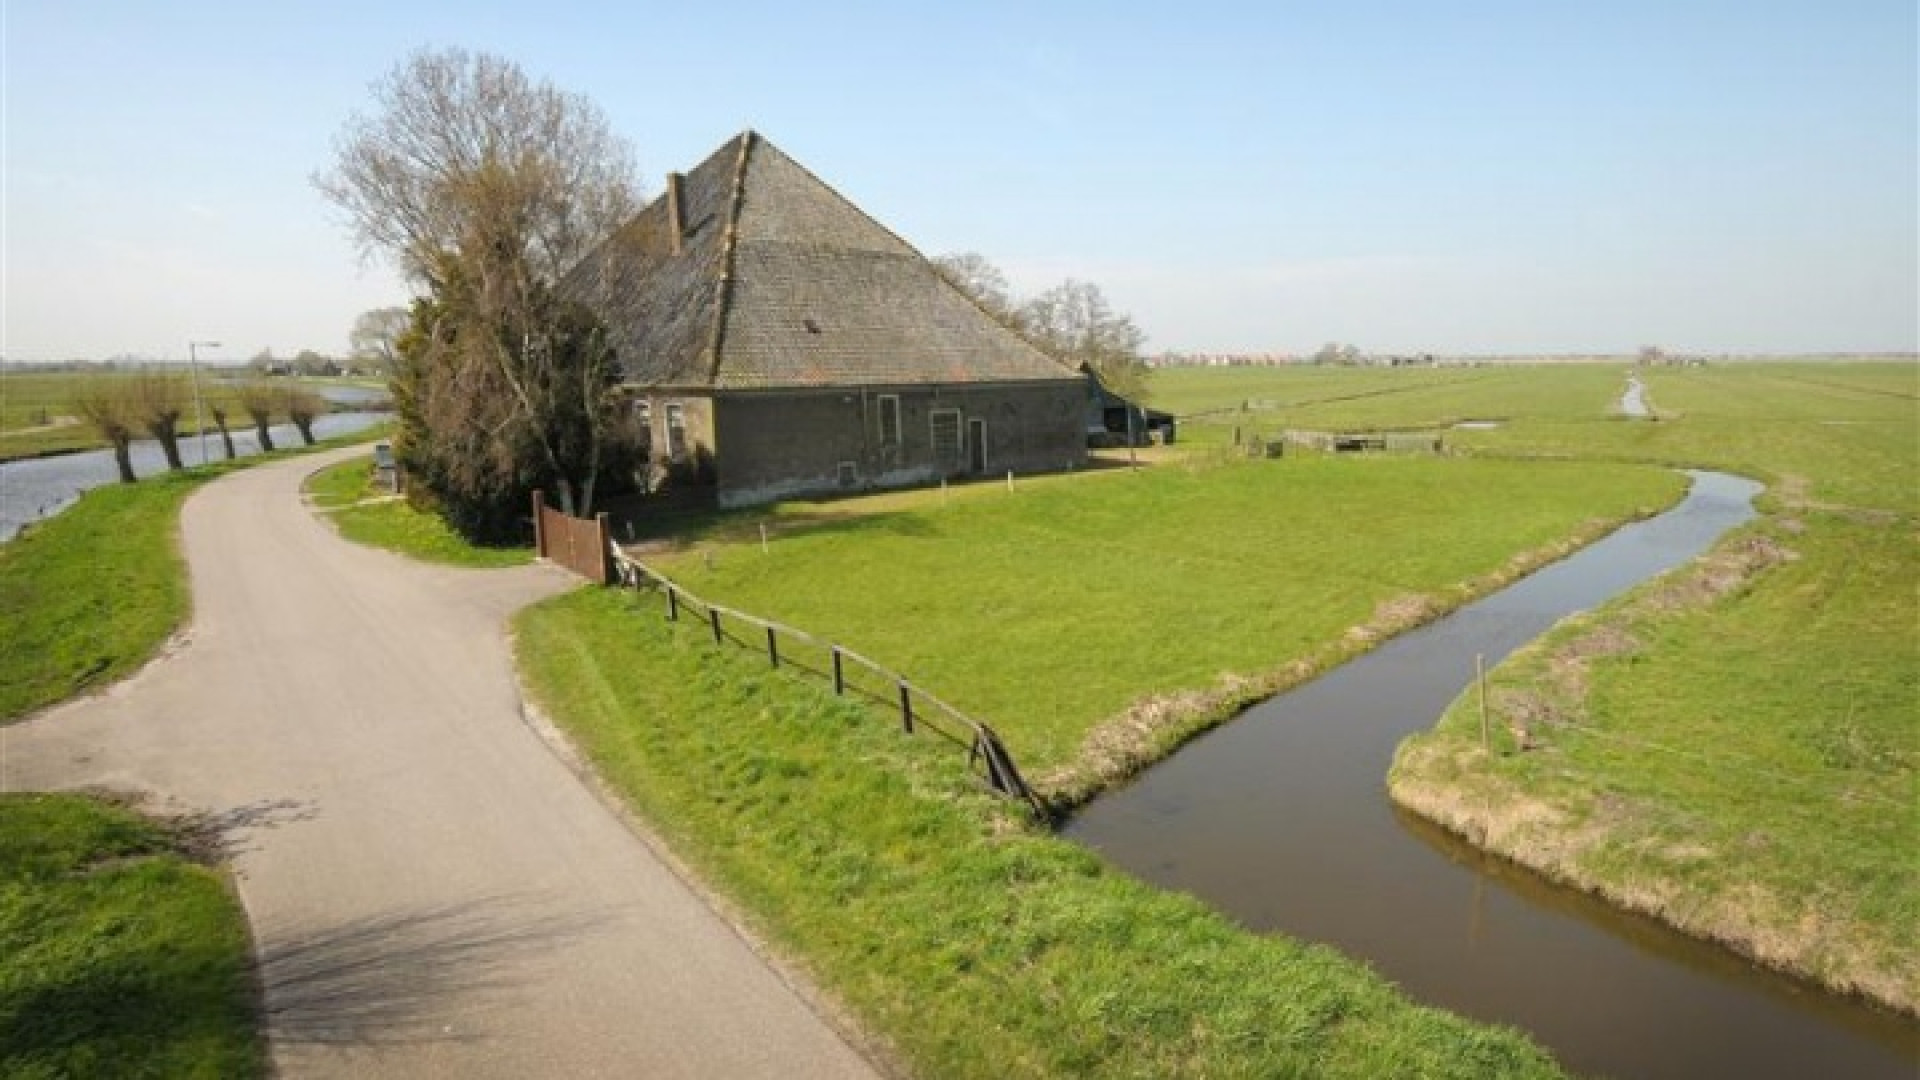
[71,381,138,484]
[208,402,238,459]
[934,252,1023,329]
[316,48,641,532]
[1019,279,1150,401]
[128,372,189,470]
[237,381,279,452]
[284,387,328,446]
[348,307,410,375]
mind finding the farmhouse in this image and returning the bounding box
[572,131,1088,508]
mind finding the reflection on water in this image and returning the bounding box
[1066,472,1917,1079]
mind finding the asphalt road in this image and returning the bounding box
[4,447,878,1078]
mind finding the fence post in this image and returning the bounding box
[596,512,613,584]
[709,607,723,645]
[766,625,779,668]
[832,647,844,695]
[898,681,914,733]
[1476,653,1490,752]
[531,490,546,559]
[666,586,679,621]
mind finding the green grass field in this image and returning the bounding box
[642,454,1680,793]
[1391,362,1919,1013]
[304,456,533,569]
[0,792,263,1078]
[518,588,1565,1079]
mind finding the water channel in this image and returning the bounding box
[0,407,387,542]
[1065,471,1916,1078]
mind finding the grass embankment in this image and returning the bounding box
[303,456,532,569]
[2,434,387,723]
[0,792,262,1078]
[642,455,1680,799]
[518,588,1565,1078]
[1391,363,1919,1014]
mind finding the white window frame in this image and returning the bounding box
[665,402,688,461]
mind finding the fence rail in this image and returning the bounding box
[611,549,1045,816]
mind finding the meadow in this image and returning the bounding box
[1389,361,1917,1013]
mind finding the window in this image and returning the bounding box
[665,403,687,461]
[930,409,962,463]
[877,395,901,447]
[633,401,652,451]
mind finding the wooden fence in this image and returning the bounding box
[611,549,1046,817]
[532,491,614,584]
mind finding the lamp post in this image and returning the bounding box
[188,340,220,465]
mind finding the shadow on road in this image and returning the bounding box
[259,894,616,1047]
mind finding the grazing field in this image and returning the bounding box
[640,455,1680,794]
[517,588,1565,1079]
[0,792,262,1078]
[1393,362,1919,1013]
[1148,364,1634,447]
[304,456,533,569]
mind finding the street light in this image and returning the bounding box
[188,340,220,465]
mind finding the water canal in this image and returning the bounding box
[0,410,386,541]
[1065,471,1916,1078]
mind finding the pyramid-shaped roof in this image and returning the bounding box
[570,132,1079,391]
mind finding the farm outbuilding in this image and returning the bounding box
[569,131,1088,508]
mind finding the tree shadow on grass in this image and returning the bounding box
[258,893,615,1048]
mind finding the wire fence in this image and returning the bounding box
[610,549,1046,817]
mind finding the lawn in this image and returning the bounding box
[303,456,533,569]
[0,792,262,1078]
[641,454,1681,795]
[1392,361,1919,1014]
[517,588,1565,1079]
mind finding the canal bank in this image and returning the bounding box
[1065,472,1916,1078]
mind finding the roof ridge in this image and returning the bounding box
[704,131,755,380]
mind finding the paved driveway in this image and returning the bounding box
[4,447,878,1078]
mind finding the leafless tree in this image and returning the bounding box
[934,252,1024,330]
[316,48,640,529]
[349,307,410,375]
[1019,279,1150,401]
[71,381,138,484]
[128,372,189,470]
[237,381,279,452]
[284,387,328,446]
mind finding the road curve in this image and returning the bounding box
[4,447,878,1079]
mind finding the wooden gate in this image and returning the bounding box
[531,491,613,584]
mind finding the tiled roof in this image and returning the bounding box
[568,132,1078,390]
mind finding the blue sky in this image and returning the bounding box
[6,0,1915,362]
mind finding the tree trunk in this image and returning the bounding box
[254,419,275,452]
[217,420,236,459]
[149,423,184,471]
[110,438,136,484]
[293,418,316,446]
